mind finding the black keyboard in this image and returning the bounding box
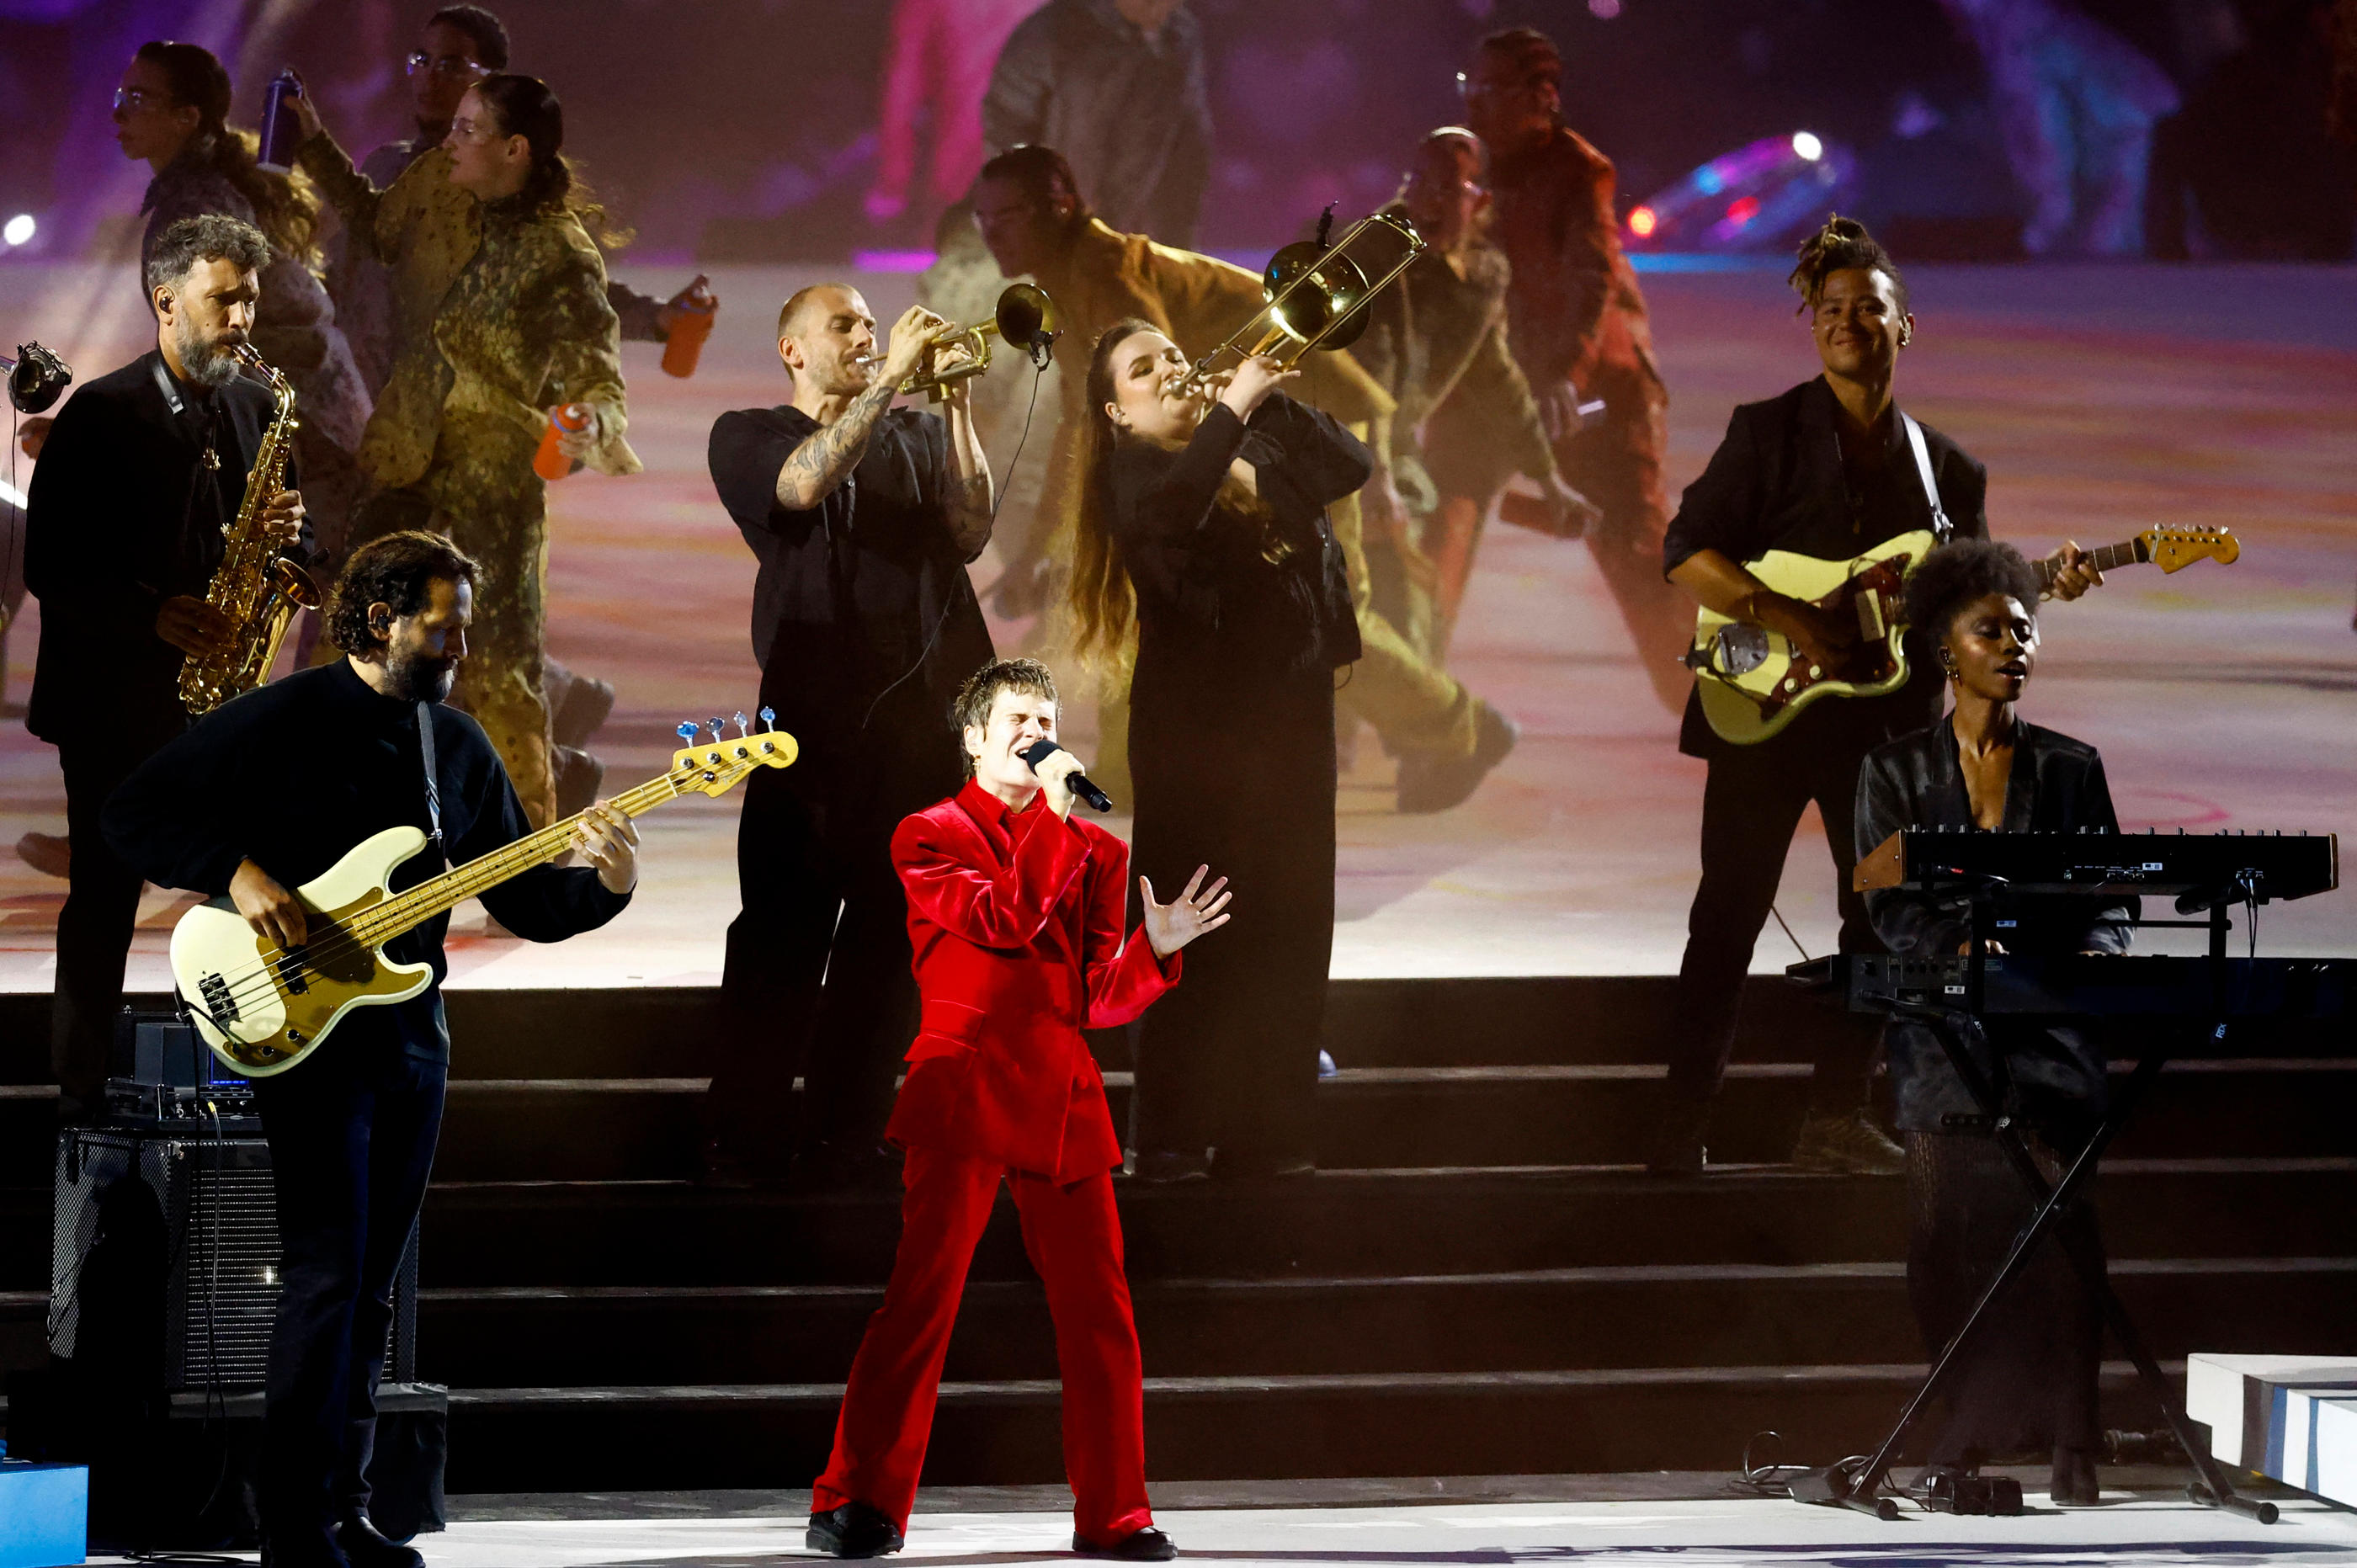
[1854,829,2338,903]
[1790,954,2357,1019]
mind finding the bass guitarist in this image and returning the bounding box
[1649,215,2101,1177]
[102,530,641,1568]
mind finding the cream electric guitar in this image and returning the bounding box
[1685,525,2240,746]
[172,711,798,1077]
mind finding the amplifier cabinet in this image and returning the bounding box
[50,1126,418,1391]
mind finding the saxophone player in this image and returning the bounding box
[23,211,312,1124]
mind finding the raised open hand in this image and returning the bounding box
[1141,864,1232,959]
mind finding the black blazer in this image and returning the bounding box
[1109,393,1368,691]
[1854,715,2133,1132]
[24,349,284,744]
[1663,376,1990,760]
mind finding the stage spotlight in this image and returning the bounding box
[2,214,33,247]
[1625,132,1858,252]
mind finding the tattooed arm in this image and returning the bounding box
[939,362,995,561]
[773,378,898,510]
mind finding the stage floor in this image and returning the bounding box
[76,1481,2357,1567]
[3,259,2354,991]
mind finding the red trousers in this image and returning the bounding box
[812,1144,1153,1541]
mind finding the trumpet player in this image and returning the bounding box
[700,286,996,1189]
[23,212,312,1124]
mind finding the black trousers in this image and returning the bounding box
[53,731,178,1115]
[1665,731,1883,1112]
[252,1021,445,1542]
[1127,673,1336,1170]
[710,757,939,1164]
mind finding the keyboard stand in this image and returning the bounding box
[1790,890,2280,1522]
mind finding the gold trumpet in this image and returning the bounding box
[897,283,1056,400]
[1176,210,1424,395]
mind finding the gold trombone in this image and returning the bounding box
[898,283,1056,400]
[1175,210,1425,394]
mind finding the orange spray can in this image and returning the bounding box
[660,276,716,379]
[534,401,592,481]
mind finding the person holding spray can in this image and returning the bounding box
[289,69,638,828]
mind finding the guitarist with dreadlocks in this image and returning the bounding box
[1647,215,2103,1178]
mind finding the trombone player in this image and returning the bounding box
[700,285,998,1189]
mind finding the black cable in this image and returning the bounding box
[859,358,1048,732]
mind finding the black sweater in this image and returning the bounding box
[103,660,630,1060]
[1110,394,1369,694]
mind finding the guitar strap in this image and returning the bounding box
[1900,412,1953,544]
[417,702,446,870]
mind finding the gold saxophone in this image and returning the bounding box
[178,343,322,715]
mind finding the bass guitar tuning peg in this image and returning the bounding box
[732,710,750,736]
[758,706,776,730]
[675,721,698,743]
[706,716,726,741]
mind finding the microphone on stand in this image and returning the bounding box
[1019,738,1114,813]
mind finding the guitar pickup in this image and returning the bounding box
[200,971,240,1023]
[1854,588,1886,642]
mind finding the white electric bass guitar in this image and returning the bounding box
[1685,524,2240,746]
[171,711,797,1077]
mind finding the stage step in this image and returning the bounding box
[402,1160,2357,1289]
[434,1361,2176,1494]
[400,1258,2357,1390]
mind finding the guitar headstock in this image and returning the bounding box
[668,708,798,798]
[2141,525,2239,572]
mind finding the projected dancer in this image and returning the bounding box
[104,531,643,1568]
[290,71,641,828]
[1650,215,2100,1177]
[809,658,1224,1562]
[1459,26,1688,712]
[703,286,993,1191]
[1855,539,2129,1506]
[1350,126,1599,810]
[1069,326,1368,1182]
[327,4,712,393]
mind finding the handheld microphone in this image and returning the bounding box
[1019,738,1114,813]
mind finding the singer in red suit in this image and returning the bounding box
[809,656,1232,1562]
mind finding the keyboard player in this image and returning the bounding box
[1851,539,2133,1507]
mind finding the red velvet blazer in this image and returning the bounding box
[886,779,1179,1182]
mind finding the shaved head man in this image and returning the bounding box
[698,291,999,1188]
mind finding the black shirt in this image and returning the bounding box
[1110,395,1368,698]
[102,660,630,1062]
[24,348,298,745]
[1854,716,2133,1130]
[1662,375,1989,760]
[706,403,992,758]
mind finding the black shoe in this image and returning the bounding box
[809,1502,904,1558]
[1075,1526,1177,1560]
[2051,1446,2101,1507]
[261,1524,352,1568]
[337,1513,423,1568]
[1643,1099,1710,1176]
[1396,700,1518,814]
[552,673,616,749]
[552,744,607,819]
[1126,1148,1212,1183]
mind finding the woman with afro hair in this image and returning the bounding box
[1854,536,2134,1506]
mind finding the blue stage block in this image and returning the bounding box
[0,1459,88,1567]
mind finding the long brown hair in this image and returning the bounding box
[471,72,630,247]
[1062,320,1281,678]
[135,40,318,261]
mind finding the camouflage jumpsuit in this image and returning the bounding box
[301,134,640,826]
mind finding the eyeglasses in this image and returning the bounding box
[406,50,484,78]
[114,87,173,113]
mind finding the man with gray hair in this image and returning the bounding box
[23,210,311,1121]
